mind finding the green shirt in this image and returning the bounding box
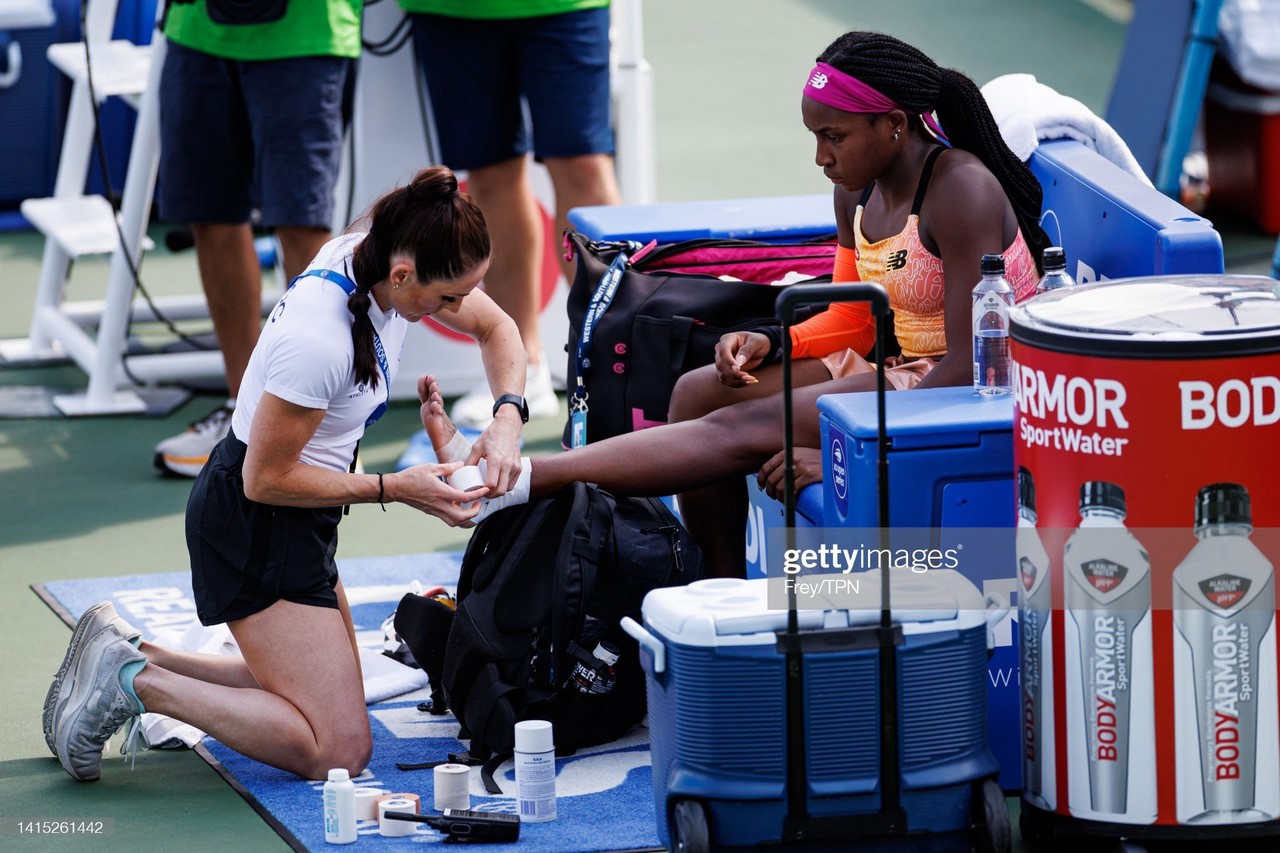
[397,0,608,20]
[163,0,362,61]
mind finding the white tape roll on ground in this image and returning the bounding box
[378,797,417,837]
[354,787,385,822]
[433,763,471,812]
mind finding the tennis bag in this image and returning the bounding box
[437,481,703,761]
[562,230,838,448]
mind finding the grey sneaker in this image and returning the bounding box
[51,629,146,782]
[43,602,141,756]
[153,404,233,477]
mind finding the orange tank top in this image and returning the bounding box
[791,146,1040,360]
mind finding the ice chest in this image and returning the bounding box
[625,570,1004,849]
[818,386,1021,791]
[0,0,57,209]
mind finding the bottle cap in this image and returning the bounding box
[1017,466,1036,513]
[592,642,620,666]
[327,767,350,782]
[1079,481,1125,514]
[1195,482,1251,527]
[1042,246,1066,271]
[980,254,1005,275]
[514,719,554,753]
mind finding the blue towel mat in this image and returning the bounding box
[36,552,661,852]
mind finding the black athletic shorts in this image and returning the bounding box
[186,430,342,625]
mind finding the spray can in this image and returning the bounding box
[1064,481,1154,819]
[1018,467,1055,809]
[1173,483,1277,824]
[514,719,557,822]
[323,767,357,844]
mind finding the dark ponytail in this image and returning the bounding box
[346,166,490,388]
[818,32,1052,272]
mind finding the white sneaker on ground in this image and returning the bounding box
[448,360,560,430]
[153,404,233,477]
[50,627,146,781]
[43,602,141,756]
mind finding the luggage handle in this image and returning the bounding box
[983,592,1011,652]
[774,282,905,834]
[619,616,665,675]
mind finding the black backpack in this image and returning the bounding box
[399,481,702,763]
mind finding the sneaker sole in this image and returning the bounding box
[43,603,115,757]
[154,450,207,478]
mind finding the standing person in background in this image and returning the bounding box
[416,31,1051,579]
[46,167,528,782]
[401,0,623,429]
[152,0,361,477]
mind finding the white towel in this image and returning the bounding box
[981,73,1153,186]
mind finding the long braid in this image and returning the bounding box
[819,32,1051,272]
[348,226,390,389]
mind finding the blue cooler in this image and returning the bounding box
[623,570,1006,849]
[0,0,57,212]
[817,385,1021,791]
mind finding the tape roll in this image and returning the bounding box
[375,792,421,815]
[433,763,471,812]
[378,797,417,838]
[448,465,488,508]
[353,787,385,822]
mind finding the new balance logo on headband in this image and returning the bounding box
[808,71,829,89]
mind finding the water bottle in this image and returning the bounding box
[1172,483,1276,823]
[569,641,620,694]
[971,253,1014,396]
[1036,246,1075,295]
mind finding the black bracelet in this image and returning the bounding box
[758,325,786,365]
[377,472,387,511]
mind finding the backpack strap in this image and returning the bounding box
[550,483,608,684]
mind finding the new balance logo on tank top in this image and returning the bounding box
[854,146,1039,359]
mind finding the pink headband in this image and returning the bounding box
[803,62,948,142]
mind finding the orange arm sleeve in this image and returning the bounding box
[788,245,876,359]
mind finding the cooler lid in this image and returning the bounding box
[1010,275,1280,357]
[641,570,987,648]
[0,0,54,29]
[818,386,1012,448]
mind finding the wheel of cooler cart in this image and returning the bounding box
[671,799,710,853]
[973,778,1012,853]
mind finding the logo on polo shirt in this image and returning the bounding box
[809,71,829,89]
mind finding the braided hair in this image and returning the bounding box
[818,32,1051,272]
[346,166,490,388]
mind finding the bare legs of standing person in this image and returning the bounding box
[156,223,331,477]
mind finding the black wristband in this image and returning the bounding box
[758,325,786,365]
[377,472,387,511]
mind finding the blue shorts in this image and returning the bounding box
[410,8,615,171]
[157,41,353,227]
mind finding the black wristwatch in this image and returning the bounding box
[492,394,529,424]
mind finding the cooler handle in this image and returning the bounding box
[983,592,1010,652]
[0,41,22,89]
[620,616,665,675]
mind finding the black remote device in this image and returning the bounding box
[382,809,521,843]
